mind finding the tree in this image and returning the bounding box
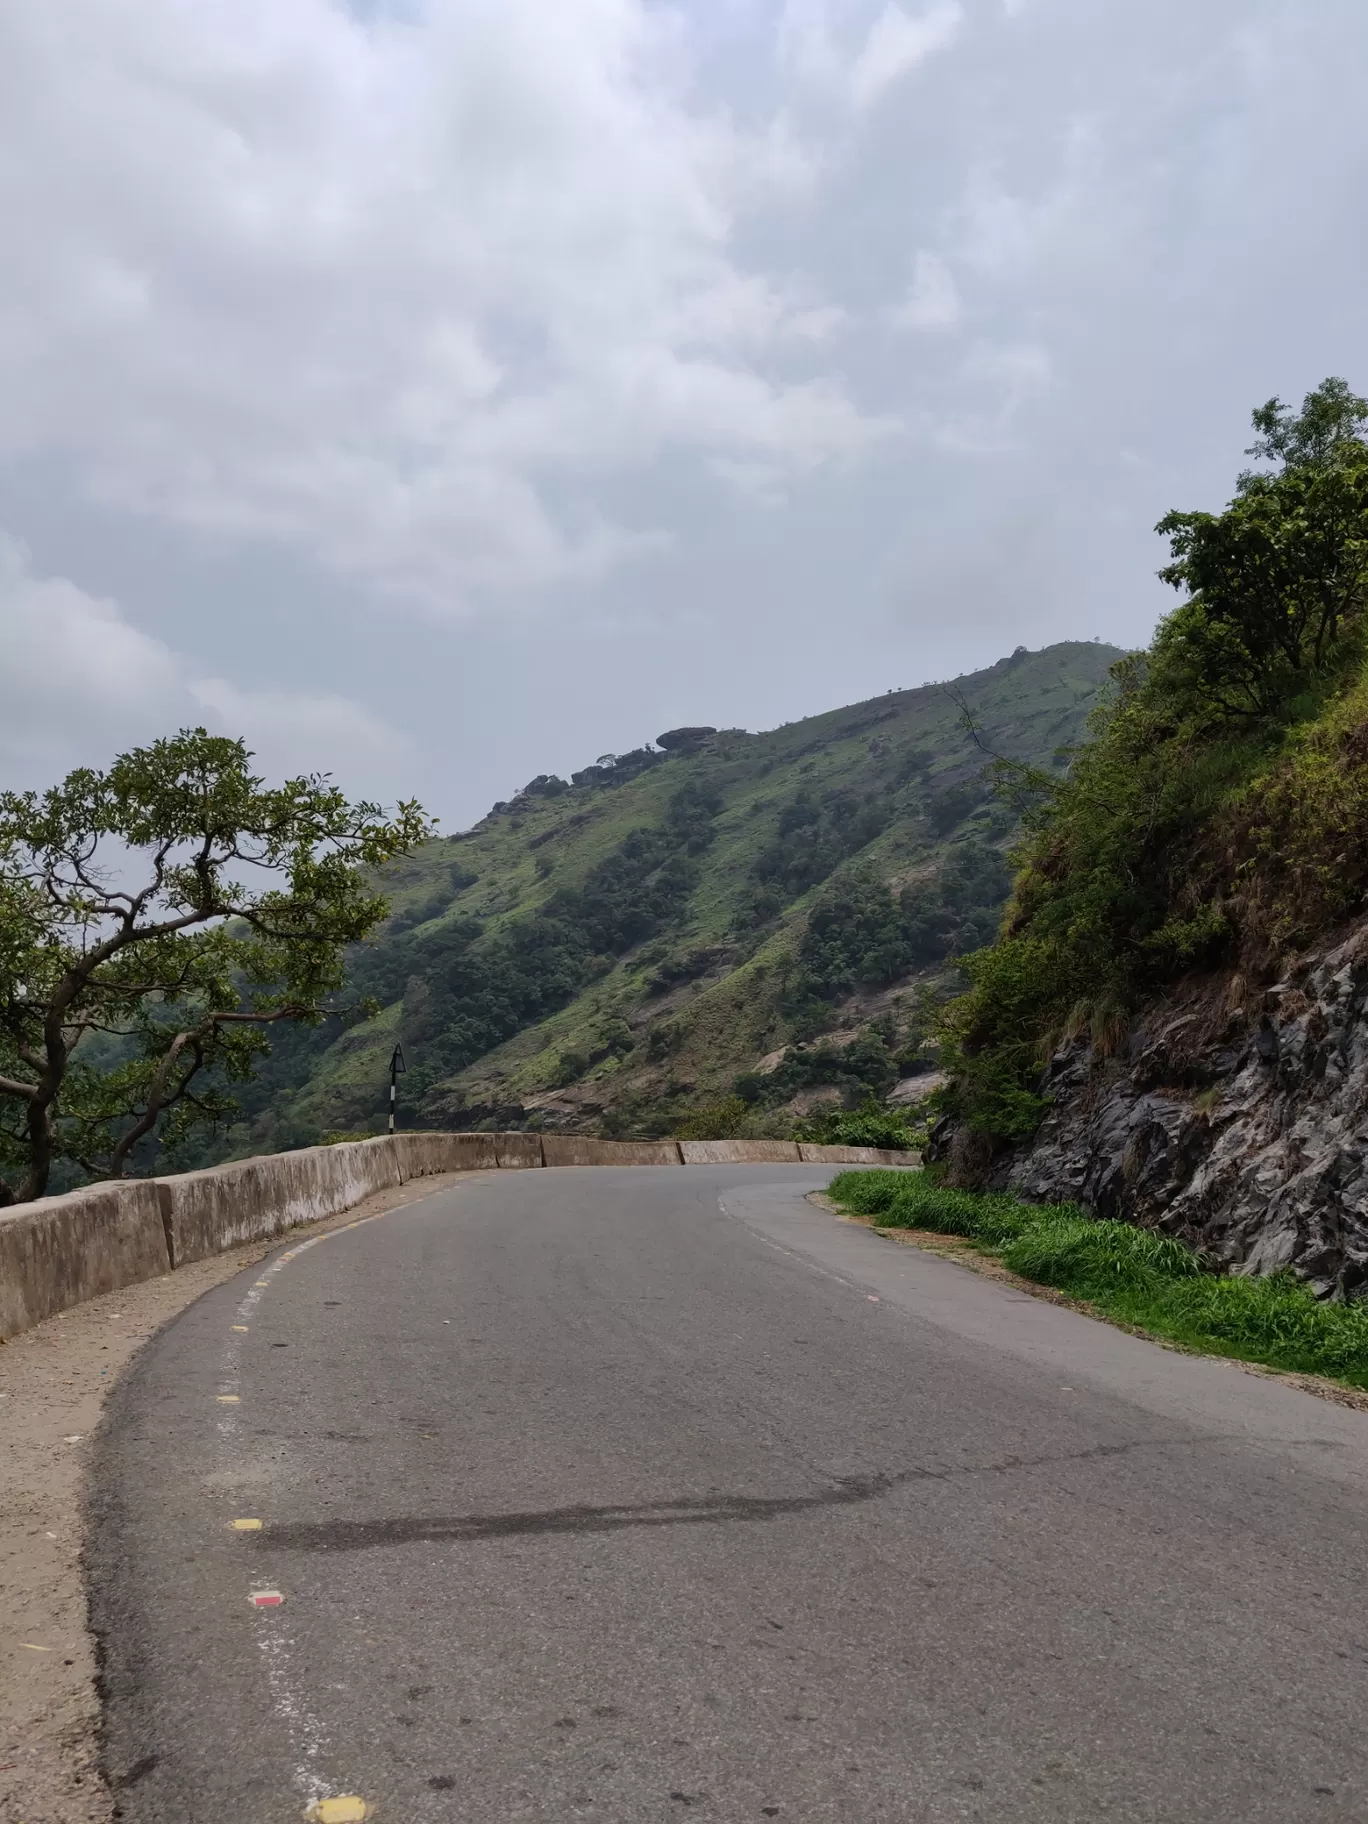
[936,379,1368,1150]
[1154,379,1368,719]
[0,730,431,1204]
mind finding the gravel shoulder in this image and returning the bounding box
[0,1170,483,1824]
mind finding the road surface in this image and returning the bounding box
[89,1166,1368,1822]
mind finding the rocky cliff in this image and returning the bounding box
[959,923,1368,1297]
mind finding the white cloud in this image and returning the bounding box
[891,251,963,331]
[935,342,1054,452]
[850,4,964,109]
[0,0,885,615]
[0,534,405,787]
[779,0,962,109]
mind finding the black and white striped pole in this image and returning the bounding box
[388,1042,407,1134]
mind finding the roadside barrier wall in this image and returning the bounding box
[159,1138,401,1269]
[0,1131,917,1340]
[541,1136,683,1167]
[679,1139,802,1164]
[0,1180,171,1339]
[392,1131,501,1177]
[495,1133,543,1170]
[797,1143,921,1167]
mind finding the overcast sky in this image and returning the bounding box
[2,0,1365,826]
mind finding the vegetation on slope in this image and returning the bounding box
[942,380,1368,1148]
[830,1171,1368,1389]
[210,642,1120,1156]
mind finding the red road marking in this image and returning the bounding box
[250,1590,284,1608]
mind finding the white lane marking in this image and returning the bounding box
[219,1207,402,1811]
[256,1615,333,1807]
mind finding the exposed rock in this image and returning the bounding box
[889,1071,946,1106]
[979,924,1368,1297]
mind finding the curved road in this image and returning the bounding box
[90,1166,1368,1822]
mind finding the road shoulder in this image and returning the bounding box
[807,1190,1368,1415]
[0,1170,482,1824]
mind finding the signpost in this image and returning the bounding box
[388,1043,406,1134]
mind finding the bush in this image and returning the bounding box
[794,1100,925,1151]
[676,1098,750,1140]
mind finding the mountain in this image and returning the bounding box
[219,640,1123,1152]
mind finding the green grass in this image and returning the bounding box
[829,1170,1368,1389]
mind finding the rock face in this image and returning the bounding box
[980,924,1368,1297]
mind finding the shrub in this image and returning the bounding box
[676,1098,750,1140]
[794,1101,924,1151]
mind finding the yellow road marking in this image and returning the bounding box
[255,1279,271,1287]
[306,1797,370,1820]
[217,1394,240,1404]
[232,1324,249,1332]
[229,1518,263,1531]
[20,1642,55,1651]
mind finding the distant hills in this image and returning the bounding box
[217,640,1123,1151]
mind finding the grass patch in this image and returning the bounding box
[828,1170,1368,1389]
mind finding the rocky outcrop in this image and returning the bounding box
[974,924,1368,1297]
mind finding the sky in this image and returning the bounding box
[2,0,1365,828]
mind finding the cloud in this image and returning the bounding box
[934,343,1054,452]
[891,251,963,331]
[850,4,964,108]
[0,0,885,615]
[0,534,405,788]
[3,0,1366,837]
[779,0,963,109]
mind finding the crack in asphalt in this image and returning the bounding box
[254,1437,1188,1553]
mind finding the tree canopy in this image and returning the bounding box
[0,730,429,1203]
[1153,379,1368,719]
[941,379,1368,1148]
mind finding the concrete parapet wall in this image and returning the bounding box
[0,1181,170,1340]
[158,1137,401,1268]
[541,1136,683,1168]
[392,1131,500,1178]
[797,1144,921,1167]
[678,1139,802,1164]
[496,1133,544,1169]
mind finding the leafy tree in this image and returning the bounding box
[0,730,429,1203]
[1154,379,1368,719]
[940,379,1368,1149]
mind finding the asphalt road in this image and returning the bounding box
[89,1165,1368,1823]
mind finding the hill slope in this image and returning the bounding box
[931,381,1368,1293]
[223,641,1122,1151]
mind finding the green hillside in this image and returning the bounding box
[942,381,1368,1159]
[222,641,1122,1151]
